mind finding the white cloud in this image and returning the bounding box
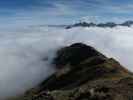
[0,22,133,99]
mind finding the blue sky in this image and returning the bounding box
[1,0,133,27]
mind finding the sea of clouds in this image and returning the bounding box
[0,26,133,98]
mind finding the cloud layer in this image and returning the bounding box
[0,25,133,99]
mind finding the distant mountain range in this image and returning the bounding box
[30,20,133,29]
[65,20,133,29]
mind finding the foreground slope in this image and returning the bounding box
[10,43,133,100]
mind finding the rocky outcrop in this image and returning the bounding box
[53,43,106,68]
[9,43,133,100]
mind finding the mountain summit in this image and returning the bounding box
[9,43,133,100]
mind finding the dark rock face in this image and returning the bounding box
[53,43,106,68]
[9,43,133,100]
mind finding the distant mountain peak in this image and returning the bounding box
[120,20,133,27]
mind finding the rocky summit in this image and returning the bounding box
[9,43,133,100]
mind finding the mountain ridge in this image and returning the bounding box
[66,20,133,29]
[8,43,133,100]
[29,20,133,29]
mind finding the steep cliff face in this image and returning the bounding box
[9,43,133,100]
